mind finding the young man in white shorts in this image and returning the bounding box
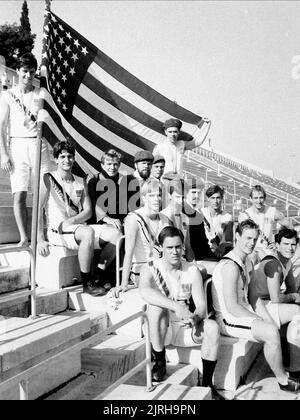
[139,226,222,398]
[37,140,121,296]
[0,53,51,246]
[251,228,300,381]
[212,219,300,394]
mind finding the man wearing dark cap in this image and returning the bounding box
[153,116,211,176]
[151,155,165,181]
[133,150,154,184]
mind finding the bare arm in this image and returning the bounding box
[0,94,12,172]
[184,118,211,150]
[37,173,50,256]
[191,268,206,319]
[265,261,296,303]
[275,209,290,228]
[139,264,192,320]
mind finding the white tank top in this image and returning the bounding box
[253,253,292,299]
[4,86,40,138]
[245,206,277,246]
[126,211,169,274]
[46,172,85,230]
[212,250,253,316]
[201,207,232,245]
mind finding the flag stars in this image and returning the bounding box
[58,52,62,60]
[51,73,55,81]
[66,32,72,39]
[53,28,58,36]
[56,81,61,89]
[73,39,80,48]
[61,89,66,97]
[52,57,56,66]
[61,74,67,82]
[71,53,78,62]
[81,46,88,56]
[58,24,63,31]
[62,104,67,112]
[65,45,71,54]
[58,37,64,46]
[63,60,69,68]
[69,67,75,76]
[56,66,61,75]
[57,97,61,104]
[52,88,56,96]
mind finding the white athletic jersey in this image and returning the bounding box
[212,250,253,316]
[160,207,189,243]
[201,207,232,247]
[153,140,185,174]
[125,210,169,274]
[45,171,84,230]
[253,253,292,299]
[4,86,40,138]
[150,258,198,321]
[242,206,278,247]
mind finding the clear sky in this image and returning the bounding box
[1,0,300,183]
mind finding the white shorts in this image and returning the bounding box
[165,319,204,347]
[47,224,106,250]
[9,137,52,194]
[256,300,281,329]
[215,312,259,342]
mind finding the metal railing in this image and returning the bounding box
[0,245,36,317]
[0,310,155,400]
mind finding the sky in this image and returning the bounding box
[1,0,300,183]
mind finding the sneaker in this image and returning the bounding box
[279,377,300,393]
[83,281,107,297]
[152,360,167,382]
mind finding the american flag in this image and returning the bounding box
[39,8,205,176]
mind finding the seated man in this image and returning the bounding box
[212,219,300,393]
[37,140,121,296]
[238,185,290,264]
[251,228,300,380]
[151,155,165,181]
[139,226,222,398]
[201,185,233,260]
[160,177,195,262]
[110,179,170,298]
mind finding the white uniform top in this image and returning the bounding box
[253,253,292,299]
[4,86,40,138]
[201,207,232,247]
[150,258,198,321]
[243,206,277,247]
[153,140,185,174]
[46,172,84,230]
[212,250,253,316]
[125,210,169,274]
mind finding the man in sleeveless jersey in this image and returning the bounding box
[201,184,233,260]
[37,140,121,296]
[109,178,170,298]
[152,117,211,177]
[251,228,300,380]
[139,226,222,398]
[212,219,300,393]
[238,185,289,264]
[0,53,51,246]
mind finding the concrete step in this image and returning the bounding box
[99,383,211,400]
[69,288,146,338]
[0,311,91,400]
[0,287,69,318]
[0,266,29,294]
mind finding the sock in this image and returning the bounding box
[202,359,217,387]
[289,370,300,379]
[81,271,92,286]
[152,346,166,364]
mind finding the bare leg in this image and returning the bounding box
[97,225,122,269]
[13,191,29,246]
[287,314,300,373]
[74,225,95,272]
[147,305,169,351]
[201,319,220,361]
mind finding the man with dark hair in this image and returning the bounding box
[139,226,222,398]
[201,184,233,260]
[152,117,211,176]
[0,52,51,245]
[251,228,300,381]
[212,219,300,394]
[151,155,165,181]
[238,184,289,264]
[37,140,120,296]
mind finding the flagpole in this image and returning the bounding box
[30,0,51,318]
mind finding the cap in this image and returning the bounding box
[134,150,154,163]
[163,118,182,131]
[153,155,165,164]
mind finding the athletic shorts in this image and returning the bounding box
[165,319,204,347]
[47,224,106,250]
[9,137,52,194]
[215,312,259,342]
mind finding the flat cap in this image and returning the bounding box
[134,150,154,163]
[163,118,182,131]
[153,155,165,164]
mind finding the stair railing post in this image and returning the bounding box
[143,314,155,392]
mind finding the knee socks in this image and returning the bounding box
[202,358,217,387]
[152,346,166,364]
[81,271,92,286]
